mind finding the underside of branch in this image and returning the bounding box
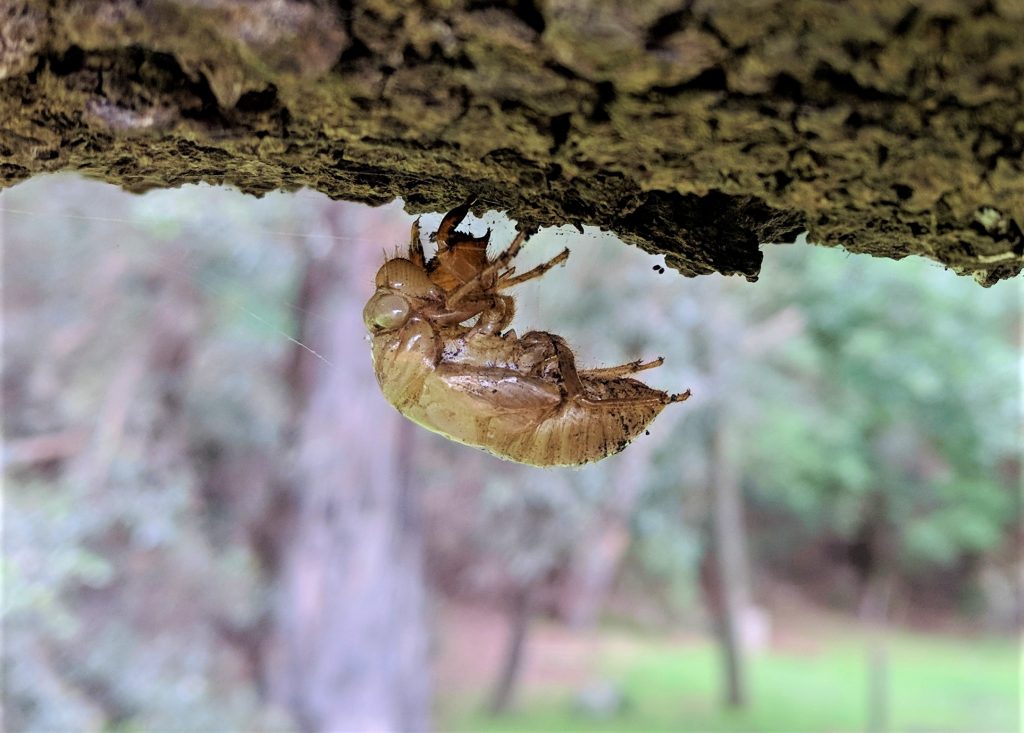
[2,0,1021,284]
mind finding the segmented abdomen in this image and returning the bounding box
[498,378,669,466]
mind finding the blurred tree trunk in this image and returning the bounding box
[861,571,894,733]
[488,584,535,715]
[706,410,751,709]
[698,287,753,709]
[852,498,896,733]
[271,205,431,732]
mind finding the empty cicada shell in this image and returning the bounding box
[363,199,690,467]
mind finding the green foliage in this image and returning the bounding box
[744,243,1020,569]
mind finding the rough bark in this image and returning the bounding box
[1,0,1022,285]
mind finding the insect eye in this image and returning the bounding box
[374,258,440,298]
[363,292,411,332]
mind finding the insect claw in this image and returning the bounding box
[437,195,478,248]
[668,389,692,403]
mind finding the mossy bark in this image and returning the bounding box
[2,0,1021,284]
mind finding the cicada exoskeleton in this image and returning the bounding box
[363,200,689,467]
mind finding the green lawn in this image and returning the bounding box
[445,629,1020,732]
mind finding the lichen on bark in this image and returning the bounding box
[1,0,1021,284]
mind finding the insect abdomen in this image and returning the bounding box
[503,383,669,466]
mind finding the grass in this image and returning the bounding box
[444,627,1020,732]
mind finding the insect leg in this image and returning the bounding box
[448,230,527,306]
[428,298,491,326]
[580,357,664,379]
[472,295,516,335]
[496,248,570,290]
[436,195,476,249]
[408,217,426,267]
[540,333,585,398]
[429,294,514,335]
[578,388,692,408]
[490,229,527,268]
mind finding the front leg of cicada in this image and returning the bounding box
[408,218,426,268]
[447,230,527,307]
[427,295,495,327]
[435,196,492,253]
[471,294,516,336]
[518,331,585,399]
[435,196,475,249]
[427,292,512,337]
[496,248,570,291]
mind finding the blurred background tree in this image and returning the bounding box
[3,175,1020,733]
